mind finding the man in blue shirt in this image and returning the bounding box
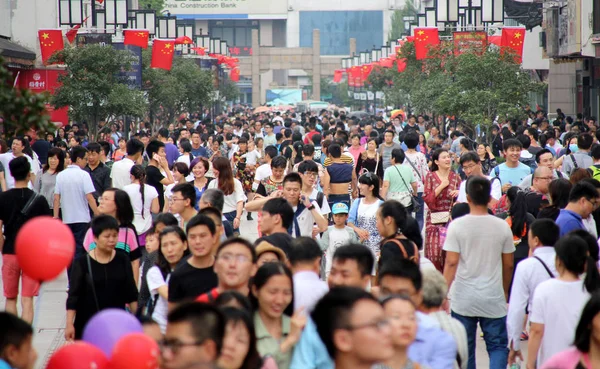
[157,127,180,168]
[493,138,534,193]
[556,181,600,237]
[190,131,208,158]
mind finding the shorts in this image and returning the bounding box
[2,254,40,298]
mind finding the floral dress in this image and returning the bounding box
[233,150,255,193]
[348,199,383,257]
[423,171,461,272]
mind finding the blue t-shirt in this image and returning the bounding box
[495,162,532,187]
[0,359,12,369]
[556,209,585,237]
[191,146,208,158]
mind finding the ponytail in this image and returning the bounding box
[556,234,600,293]
[130,165,147,219]
[584,256,600,293]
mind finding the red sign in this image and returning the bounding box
[18,69,69,126]
[453,31,487,55]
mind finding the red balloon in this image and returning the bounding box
[46,341,109,369]
[16,216,75,282]
[110,333,160,369]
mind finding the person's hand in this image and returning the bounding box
[356,228,369,241]
[508,348,523,366]
[440,177,450,189]
[233,217,240,229]
[449,190,459,198]
[64,323,75,342]
[502,183,512,193]
[269,190,283,198]
[289,307,308,342]
[351,189,358,199]
[312,226,320,239]
[486,145,493,155]
[301,195,312,208]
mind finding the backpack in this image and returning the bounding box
[590,165,600,181]
[519,155,538,170]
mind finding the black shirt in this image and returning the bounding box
[255,233,293,257]
[0,188,50,254]
[32,139,51,165]
[168,261,218,303]
[84,163,111,201]
[146,165,165,210]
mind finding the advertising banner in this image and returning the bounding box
[453,31,487,55]
[164,0,287,15]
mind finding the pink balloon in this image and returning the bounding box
[16,217,75,282]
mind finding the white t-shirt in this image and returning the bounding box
[403,151,429,192]
[457,175,502,203]
[292,200,322,237]
[443,214,515,318]
[0,152,36,189]
[207,178,245,213]
[309,188,331,216]
[242,150,262,165]
[324,227,351,278]
[176,154,195,181]
[55,165,96,224]
[530,279,590,367]
[123,183,159,234]
[146,266,170,333]
[110,157,135,189]
[255,163,272,183]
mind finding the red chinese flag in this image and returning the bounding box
[501,27,526,63]
[230,68,240,82]
[175,36,193,45]
[124,30,150,49]
[346,68,355,87]
[224,57,239,69]
[65,25,81,44]
[333,70,343,83]
[151,39,175,70]
[413,28,439,60]
[379,57,394,68]
[488,35,501,47]
[396,58,407,72]
[38,29,65,65]
[361,64,373,83]
[191,47,206,55]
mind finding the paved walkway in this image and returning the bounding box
[0,214,521,368]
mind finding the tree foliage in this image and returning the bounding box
[0,57,54,136]
[142,50,214,126]
[367,41,544,132]
[139,0,165,12]
[219,77,241,102]
[51,44,147,139]
[388,0,418,41]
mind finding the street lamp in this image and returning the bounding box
[135,9,156,34]
[105,0,128,26]
[157,14,177,38]
[434,0,502,31]
[59,0,84,25]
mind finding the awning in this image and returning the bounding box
[0,37,36,68]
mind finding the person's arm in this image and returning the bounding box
[501,252,514,301]
[507,265,529,364]
[158,158,174,185]
[65,258,84,341]
[381,180,390,199]
[245,195,272,212]
[150,197,160,214]
[310,203,328,233]
[411,180,417,194]
[233,200,244,229]
[526,323,544,369]
[53,194,61,218]
[350,168,357,198]
[443,251,459,290]
[86,193,99,216]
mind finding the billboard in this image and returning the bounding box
[164,0,287,16]
[266,89,303,105]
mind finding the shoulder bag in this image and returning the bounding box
[391,165,420,214]
[430,176,456,225]
[86,254,101,312]
[404,155,422,182]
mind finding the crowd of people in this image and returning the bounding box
[2,108,600,369]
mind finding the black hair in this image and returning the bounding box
[403,132,419,149]
[146,140,165,159]
[535,148,553,163]
[156,226,189,278]
[302,144,315,157]
[332,244,374,277]
[391,148,405,164]
[548,178,572,209]
[172,183,196,209]
[153,212,178,228]
[574,292,600,353]
[8,156,30,181]
[578,133,594,150]
[358,172,382,199]
[186,213,216,235]
[289,237,322,265]
[0,312,33,359]
[198,207,223,227]
[298,159,318,174]
[466,176,491,206]
[98,140,111,157]
[44,147,66,174]
[173,162,190,177]
[379,200,408,234]
[167,302,225,356]
[219,307,263,369]
[506,187,528,237]
[592,145,600,160]
[158,128,169,139]
[459,151,480,166]
[87,142,102,154]
[516,134,531,149]
[214,291,253,312]
[529,219,560,247]
[91,214,119,238]
[283,172,302,187]
[250,262,294,317]
[569,229,600,264]
[130,165,148,219]
[502,138,523,152]
[264,145,278,160]
[555,235,600,293]
[216,236,257,263]
[262,198,294,229]
[569,181,600,203]
[270,156,287,169]
[378,256,423,291]
[311,287,378,359]
[126,138,145,156]
[102,188,135,228]
[328,144,341,158]
[70,145,88,161]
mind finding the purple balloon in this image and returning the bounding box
[82,309,143,357]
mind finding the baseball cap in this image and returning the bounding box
[331,202,349,215]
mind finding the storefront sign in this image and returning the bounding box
[453,31,487,55]
[18,69,69,126]
[164,0,287,15]
[112,43,142,89]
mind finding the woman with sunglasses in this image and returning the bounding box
[348,173,384,259]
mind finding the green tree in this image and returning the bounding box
[219,77,241,102]
[139,0,165,12]
[51,44,147,140]
[388,0,418,41]
[0,57,54,136]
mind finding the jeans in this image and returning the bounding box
[415,192,424,231]
[451,312,509,369]
[223,210,239,235]
[67,222,90,278]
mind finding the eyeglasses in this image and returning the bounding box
[303,172,317,178]
[159,339,205,354]
[461,164,478,171]
[534,176,553,181]
[342,318,390,332]
[585,198,600,209]
[169,197,186,203]
[218,253,251,263]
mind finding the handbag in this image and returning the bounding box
[392,165,420,214]
[430,178,456,225]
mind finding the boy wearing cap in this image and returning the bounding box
[318,203,359,279]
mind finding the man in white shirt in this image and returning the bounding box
[517,149,567,189]
[506,219,559,366]
[54,145,99,267]
[443,176,515,369]
[289,237,328,313]
[457,152,502,208]
[0,137,36,189]
[110,138,145,189]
